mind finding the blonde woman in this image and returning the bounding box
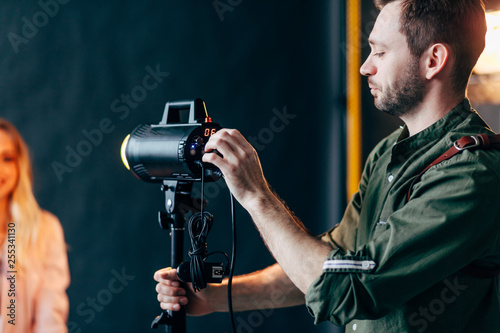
[0,118,69,332]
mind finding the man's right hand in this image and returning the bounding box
[154,267,218,316]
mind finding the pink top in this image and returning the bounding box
[0,210,70,333]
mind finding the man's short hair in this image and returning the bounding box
[374,0,487,94]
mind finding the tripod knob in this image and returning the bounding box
[151,311,172,328]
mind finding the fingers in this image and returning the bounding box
[154,267,179,282]
[156,285,189,311]
[154,267,188,311]
[205,129,249,154]
[202,128,269,207]
[157,297,188,311]
[203,129,254,167]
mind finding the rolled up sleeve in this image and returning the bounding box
[306,249,378,325]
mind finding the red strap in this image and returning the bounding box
[406,134,500,202]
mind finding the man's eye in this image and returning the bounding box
[374,52,385,57]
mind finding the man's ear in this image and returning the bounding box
[423,43,450,80]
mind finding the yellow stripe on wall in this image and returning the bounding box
[346,0,362,200]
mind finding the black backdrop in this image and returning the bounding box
[0,1,346,332]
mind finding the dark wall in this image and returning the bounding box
[0,1,345,332]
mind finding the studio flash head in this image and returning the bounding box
[121,98,221,182]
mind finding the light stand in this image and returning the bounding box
[151,180,195,333]
[120,98,223,333]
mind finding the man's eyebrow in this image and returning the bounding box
[368,38,388,48]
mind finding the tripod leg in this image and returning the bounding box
[168,215,186,332]
[166,308,186,333]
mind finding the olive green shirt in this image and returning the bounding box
[305,100,500,332]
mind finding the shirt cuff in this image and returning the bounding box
[305,249,377,325]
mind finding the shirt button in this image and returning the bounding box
[353,323,357,331]
[388,174,394,182]
[362,261,370,269]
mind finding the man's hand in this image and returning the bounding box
[154,267,217,316]
[202,129,273,210]
[154,263,308,317]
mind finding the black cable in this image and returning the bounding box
[188,163,237,332]
[187,210,213,292]
[188,164,213,292]
[206,250,229,265]
[228,192,236,333]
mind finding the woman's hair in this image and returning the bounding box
[373,0,487,94]
[0,118,41,267]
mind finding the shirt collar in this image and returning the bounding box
[392,99,473,159]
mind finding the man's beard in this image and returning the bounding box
[373,59,425,118]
